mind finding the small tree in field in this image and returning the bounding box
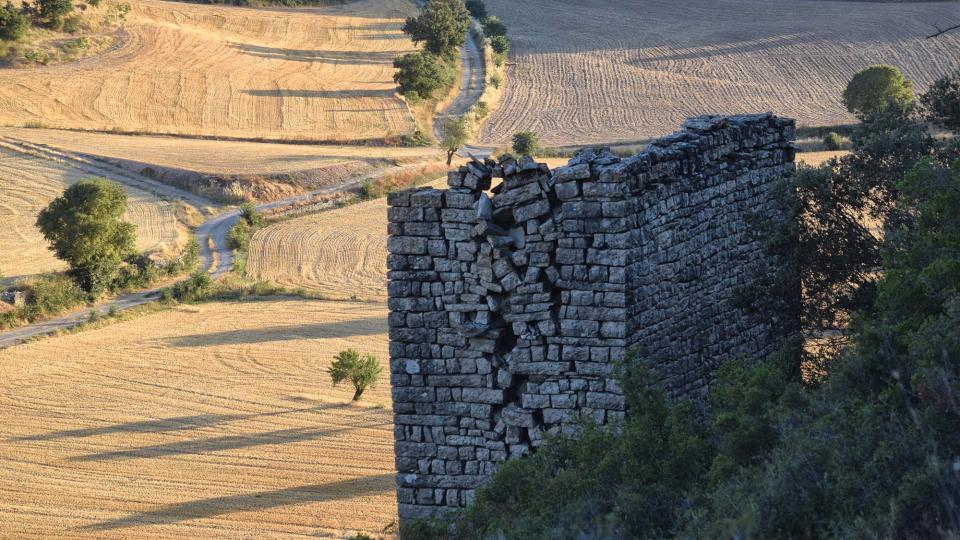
[512,130,539,156]
[843,65,914,119]
[328,349,382,401]
[36,178,136,294]
[402,0,470,60]
[442,115,468,165]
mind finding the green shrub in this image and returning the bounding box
[170,272,211,302]
[393,51,455,99]
[36,0,73,27]
[464,0,486,21]
[843,64,915,119]
[0,2,29,41]
[360,179,384,200]
[511,130,538,156]
[922,69,960,132]
[482,15,506,37]
[328,349,382,401]
[473,100,489,121]
[489,73,502,89]
[226,221,251,251]
[239,202,262,227]
[822,131,844,150]
[489,34,509,56]
[19,273,87,322]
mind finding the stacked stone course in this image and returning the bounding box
[387,114,798,521]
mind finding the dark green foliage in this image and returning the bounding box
[169,272,211,302]
[922,70,960,132]
[843,64,915,119]
[0,1,28,40]
[20,273,87,321]
[441,115,467,165]
[402,0,469,59]
[822,131,843,150]
[36,178,136,294]
[482,15,505,37]
[459,354,710,539]
[489,34,508,56]
[456,79,960,539]
[400,519,450,540]
[393,52,455,99]
[238,202,262,227]
[226,221,251,251]
[464,0,485,20]
[36,0,72,27]
[511,131,538,156]
[328,349,382,400]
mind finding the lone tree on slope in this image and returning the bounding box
[402,0,470,60]
[843,65,915,119]
[512,131,539,157]
[36,178,136,294]
[442,115,468,165]
[328,349,382,401]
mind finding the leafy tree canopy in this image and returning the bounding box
[328,349,382,401]
[36,178,136,293]
[843,64,915,118]
[393,51,455,98]
[402,0,470,59]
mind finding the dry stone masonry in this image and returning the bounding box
[386,114,798,521]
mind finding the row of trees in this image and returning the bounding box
[393,0,470,101]
[410,67,960,538]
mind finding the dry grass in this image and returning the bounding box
[479,0,960,146]
[0,299,395,538]
[0,0,419,142]
[247,175,445,299]
[0,146,186,282]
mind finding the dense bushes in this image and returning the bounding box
[822,131,843,150]
[446,70,960,539]
[393,51,456,99]
[511,131,539,156]
[843,64,915,118]
[36,178,136,294]
[0,2,29,40]
[923,69,960,131]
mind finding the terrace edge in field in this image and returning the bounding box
[386,114,800,520]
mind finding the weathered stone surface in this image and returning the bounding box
[386,114,800,523]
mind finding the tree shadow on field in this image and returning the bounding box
[9,404,347,442]
[241,88,396,99]
[79,473,395,531]
[69,419,391,462]
[230,43,399,65]
[162,316,387,348]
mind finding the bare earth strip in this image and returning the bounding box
[0,147,185,281]
[479,0,960,146]
[0,0,418,142]
[0,300,395,538]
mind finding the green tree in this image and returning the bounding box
[511,130,538,156]
[482,16,506,38]
[464,0,486,21]
[489,34,509,56]
[238,201,262,227]
[922,70,960,132]
[393,51,455,98]
[36,0,72,28]
[402,0,470,59]
[843,64,915,119]
[441,114,468,165]
[0,1,29,40]
[36,178,136,294]
[822,131,843,151]
[328,349,382,401]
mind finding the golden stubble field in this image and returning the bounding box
[479,0,960,146]
[0,146,185,282]
[0,0,418,142]
[0,300,395,538]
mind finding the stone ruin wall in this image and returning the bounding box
[386,114,798,521]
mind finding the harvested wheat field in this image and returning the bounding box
[0,128,441,177]
[0,299,395,538]
[0,0,418,142]
[479,0,960,146]
[0,147,185,281]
